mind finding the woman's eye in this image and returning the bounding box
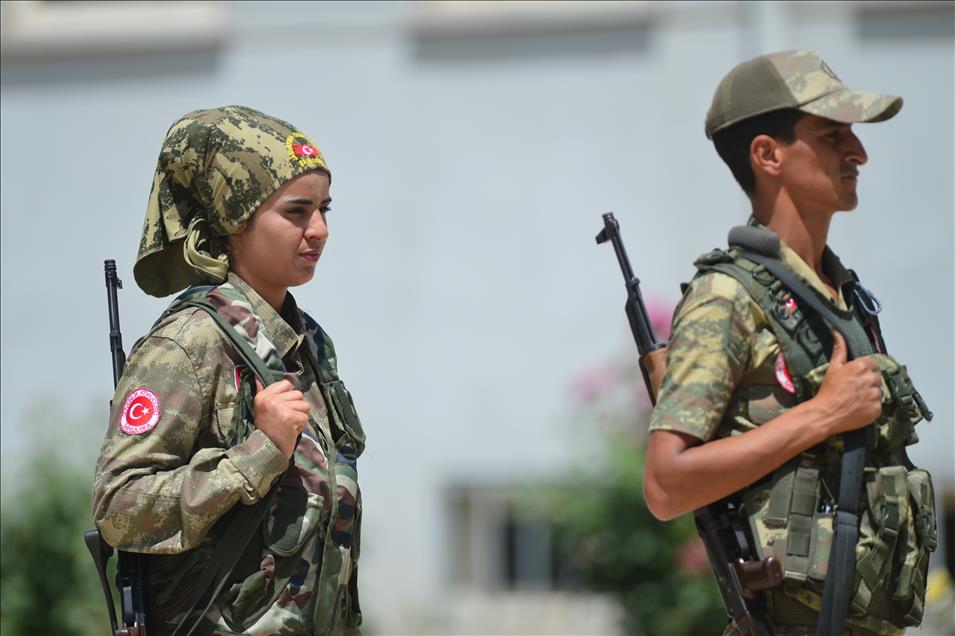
[285,207,306,216]
[320,206,331,215]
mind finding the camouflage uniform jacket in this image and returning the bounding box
[649,221,935,635]
[93,273,363,635]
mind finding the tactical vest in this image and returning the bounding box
[691,236,936,632]
[147,283,366,635]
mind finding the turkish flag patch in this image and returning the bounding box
[234,364,247,390]
[293,144,318,158]
[774,353,797,395]
[120,387,161,435]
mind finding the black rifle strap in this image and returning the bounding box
[736,250,869,636]
[84,529,120,633]
[168,299,289,636]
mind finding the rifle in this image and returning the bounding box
[595,213,781,636]
[84,259,148,636]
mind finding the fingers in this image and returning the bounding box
[829,331,848,367]
[253,380,311,413]
[256,379,294,395]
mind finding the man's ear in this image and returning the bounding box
[750,134,782,179]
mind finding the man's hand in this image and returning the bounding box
[253,379,310,458]
[814,332,883,435]
[644,332,885,521]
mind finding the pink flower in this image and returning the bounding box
[568,360,621,403]
[643,291,675,342]
[677,537,710,575]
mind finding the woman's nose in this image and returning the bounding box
[305,212,329,242]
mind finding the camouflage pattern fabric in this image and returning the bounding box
[723,621,881,636]
[135,105,330,298]
[650,219,933,635]
[649,225,853,443]
[705,49,902,138]
[93,273,363,635]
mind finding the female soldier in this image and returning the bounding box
[93,106,365,636]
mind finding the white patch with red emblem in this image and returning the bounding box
[233,364,247,390]
[774,353,797,395]
[120,387,161,435]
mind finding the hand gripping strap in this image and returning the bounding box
[165,291,289,636]
[731,250,874,636]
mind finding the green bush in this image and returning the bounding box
[546,433,725,635]
[548,346,725,635]
[1,452,111,636]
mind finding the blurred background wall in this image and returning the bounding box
[2,1,952,634]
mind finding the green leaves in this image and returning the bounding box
[545,432,725,635]
[1,453,110,636]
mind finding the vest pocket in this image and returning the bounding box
[312,544,352,635]
[263,489,325,557]
[889,468,936,626]
[321,379,366,459]
[745,460,830,585]
[216,490,326,630]
[871,355,926,452]
[851,466,907,615]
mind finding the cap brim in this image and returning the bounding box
[799,88,902,124]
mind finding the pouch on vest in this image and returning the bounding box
[301,315,365,632]
[694,239,937,629]
[889,468,937,626]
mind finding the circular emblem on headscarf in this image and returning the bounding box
[286,132,327,168]
[774,353,797,395]
[121,387,162,435]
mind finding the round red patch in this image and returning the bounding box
[121,387,161,435]
[774,353,797,395]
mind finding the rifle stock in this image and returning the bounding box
[639,347,668,404]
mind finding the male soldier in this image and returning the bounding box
[643,51,936,635]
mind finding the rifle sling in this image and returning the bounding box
[735,250,869,636]
[85,529,120,633]
[169,299,289,636]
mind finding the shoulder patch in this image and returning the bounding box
[121,388,162,435]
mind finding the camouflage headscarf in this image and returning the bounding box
[134,105,330,297]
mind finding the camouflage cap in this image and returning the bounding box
[705,50,902,139]
[134,105,330,297]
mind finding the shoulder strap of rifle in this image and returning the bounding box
[165,293,289,636]
[726,225,870,636]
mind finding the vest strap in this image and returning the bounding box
[729,249,870,636]
[165,292,289,636]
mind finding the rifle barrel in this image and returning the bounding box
[104,260,126,388]
[596,213,663,356]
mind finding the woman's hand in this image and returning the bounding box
[253,379,310,458]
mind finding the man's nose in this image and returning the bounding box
[845,130,868,166]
